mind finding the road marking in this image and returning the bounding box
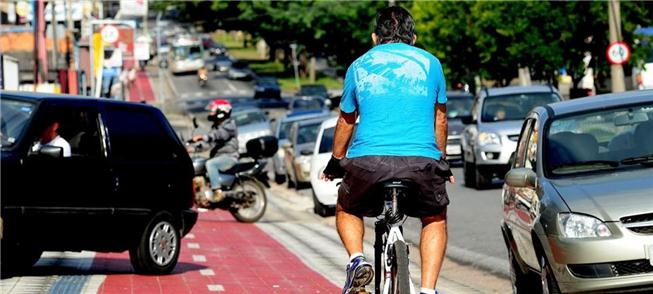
[194,92,203,98]
[181,93,189,99]
[199,269,215,276]
[207,284,225,292]
[192,255,207,262]
[209,91,218,96]
[224,89,234,94]
[187,242,200,249]
[225,80,237,92]
[238,89,248,94]
[185,233,195,239]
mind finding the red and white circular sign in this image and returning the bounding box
[606,42,631,65]
[100,25,119,43]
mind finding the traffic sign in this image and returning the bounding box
[101,25,120,43]
[606,42,631,65]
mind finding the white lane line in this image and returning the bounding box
[81,275,107,294]
[186,233,195,239]
[194,92,203,98]
[199,269,215,276]
[207,284,225,292]
[187,242,200,249]
[181,93,189,99]
[225,80,237,92]
[192,255,207,262]
[209,91,218,96]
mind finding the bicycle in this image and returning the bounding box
[373,179,417,294]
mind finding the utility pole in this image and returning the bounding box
[51,0,58,70]
[608,0,626,92]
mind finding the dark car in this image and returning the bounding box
[0,91,197,276]
[287,96,330,117]
[296,84,329,100]
[254,76,282,100]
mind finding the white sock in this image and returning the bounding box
[349,252,364,262]
[420,288,436,294]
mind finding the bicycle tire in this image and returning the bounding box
[392,240,411,294]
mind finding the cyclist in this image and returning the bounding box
[321,6,454,294]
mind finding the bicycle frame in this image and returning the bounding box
[374,184,417,294]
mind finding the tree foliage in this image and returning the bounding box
[413,1,653,87]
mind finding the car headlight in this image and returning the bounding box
[558,213,611,238]
[478,132,501,146]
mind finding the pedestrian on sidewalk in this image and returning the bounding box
[322,6,453,294]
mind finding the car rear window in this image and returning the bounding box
[296,122,321,145]
[104,106,177,160]
[234,111,266,126]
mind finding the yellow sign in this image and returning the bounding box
[92,33,104,75]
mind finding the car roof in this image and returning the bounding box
[483,85,557,97]
[321,116,338,129]
[1,91,157,111]
[448,91,473,99]
[282,112,331,123]
[295,116,329,127]
[542,90,653,117]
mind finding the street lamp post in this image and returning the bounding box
[290,43,300,90]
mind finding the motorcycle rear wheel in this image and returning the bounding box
[230,179,267,223]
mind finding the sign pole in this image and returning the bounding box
[608,0,625,93]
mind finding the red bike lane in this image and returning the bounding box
[93,209,340,294]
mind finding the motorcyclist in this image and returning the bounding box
[191,99,239,205]
[198,66,209,86]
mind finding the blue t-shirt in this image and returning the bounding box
[340,42,447,160]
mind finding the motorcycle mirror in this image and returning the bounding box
[192,116,199,129]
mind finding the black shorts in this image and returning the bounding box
[337,156,450,218]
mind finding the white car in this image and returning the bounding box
[309,117,340,216]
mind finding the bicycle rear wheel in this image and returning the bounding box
[391,240,411,294]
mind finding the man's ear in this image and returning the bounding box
[412,34,417,45]
[371,33,378,45]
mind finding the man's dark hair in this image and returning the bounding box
[374,6,415,45]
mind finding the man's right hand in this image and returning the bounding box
[321,156,345,181]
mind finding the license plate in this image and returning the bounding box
[446,145,461,155]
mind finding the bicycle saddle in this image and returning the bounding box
[380,179,415,190]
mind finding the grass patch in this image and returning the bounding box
[249,61,285,76]
[278,75,343,92]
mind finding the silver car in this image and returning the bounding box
[461,85,563,189]
[501,90,653,293]
[272,112,332,184]
[232,107,272,154]
[445,91,474,162]
[282,117,328,188]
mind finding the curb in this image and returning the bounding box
[445,244,510,278]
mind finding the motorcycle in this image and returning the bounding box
[186,118,277,223]
[198,67,208,87]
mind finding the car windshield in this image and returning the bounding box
[447,96,473,119]
[1,99,35,148]
[232,61,248,69]
[546,102,653,176]
[318,127,335,153]
[278,121,293,140]
[481,92,561,122]
[234,111,266,126]
[173,45,202,61]
[296,123,321,145]
[292,99,323,111]
[299,85,327,96]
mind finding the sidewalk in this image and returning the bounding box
[93,209,339,293]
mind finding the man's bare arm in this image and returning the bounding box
[435,103,448,157]
[332,111,358,159]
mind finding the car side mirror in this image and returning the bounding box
[34,145,63,159]
[460,115,476,125]
[300,149,313,156]
[505,168,537,188]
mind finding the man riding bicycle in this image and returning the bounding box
[322,6,453,294]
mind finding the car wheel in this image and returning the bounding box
[540,255,561,294]
[474,165,491,189]
[275,173,286,184]
[509,247,540,293]
[312,188,334,217]
[0,240,42,276]
[463,158,476,188]
[130,211,180,275]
